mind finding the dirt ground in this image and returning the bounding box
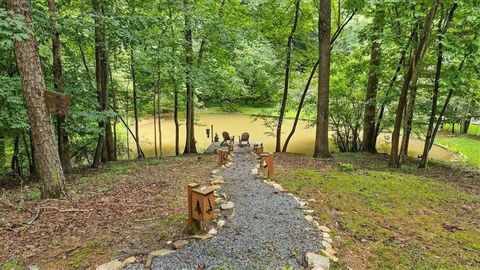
[0,154,216,269]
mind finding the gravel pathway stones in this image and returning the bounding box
[150,151,324,270]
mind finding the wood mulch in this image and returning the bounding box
[0,155,216,269]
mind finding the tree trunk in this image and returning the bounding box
[130,48,144,158]
[183,0,197,154]
[47,0,71,174]
[313,0,332,158]
[0,134,5,170]
[109,64,118,161]
[362,8,384,153]
[92,0,111,167]
[174,83,180,156]
[461,116,471,134]
[156,73,163,157]
[276,0,301,152]
[282,10,356,153]
[389,3,438,168]
[6,0,66,197]
[399,67,419,161]
[11,136,21,177]
[419,4,458,168]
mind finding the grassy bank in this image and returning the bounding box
[436,134,480,166]
[275,153,480,270]
[1,155,216,269]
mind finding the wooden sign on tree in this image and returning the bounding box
[44,90,72,116]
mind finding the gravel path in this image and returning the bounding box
[151,151,323,270]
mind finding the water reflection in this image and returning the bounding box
[124,113,452,161]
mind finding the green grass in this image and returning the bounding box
[436,135,480,166]
[442,123,480,136]
[277,167,480,269]
[0,259,23,270]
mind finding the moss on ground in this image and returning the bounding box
[276,157,480,269]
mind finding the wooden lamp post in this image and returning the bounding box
[186,183,216,234]
[218,149,229,166]
[259,153,274,177]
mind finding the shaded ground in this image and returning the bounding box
[0,155,216,269]
[275,152,480,269]
[152,151,324,269]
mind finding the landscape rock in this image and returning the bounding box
[211,169,220,175]
[272,183,284,192]
[209,185,222,190]
[323,237,333,244]
[96,260,124,270]
[208,228,218,235]
[220,201,235,210]
[323,247,337,255]
[192,234,213,240]
[322,249,339,262]
[304,215,314,222]
[322,241,332,249]
[123,256,136,264]
[217,219,226,228]
[318,225,331,233]
[308,198,317,203]
[210,179,225,185]
[27,266,40,270]
[172,240,189,250]
[145,249,175,269]
[305,252,330,270]
[322,232,331,238]
[304,209,315,214]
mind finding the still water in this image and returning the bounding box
[125,113,453,161]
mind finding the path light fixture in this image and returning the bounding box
[260,152,274,178]
[218,149,229,166]
[254,143,264,155]
[187,183,215,234]
[206,128,210,138]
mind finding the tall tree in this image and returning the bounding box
[362,7,384,153]
[275,0,301,152]
[389,2,438,167]
[313,0,332,158]
[6,0,66,197]
[419,3,458,169]
[282,9,356,153]
[183,0,197,154]
[92,0,114,166]
[47,0,71,173]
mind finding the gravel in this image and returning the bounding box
[151,151,323,270]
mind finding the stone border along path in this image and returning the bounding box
[115,146,337,270]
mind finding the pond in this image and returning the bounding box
[123,113,453,161]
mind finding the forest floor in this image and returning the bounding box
[0,155,216,269]
[275,153,480,269]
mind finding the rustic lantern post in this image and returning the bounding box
[254,143,264,155]
[260,153,274,177]
[218,149,229,166]
[186,183,216,234]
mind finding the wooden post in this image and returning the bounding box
[186,182,201,234]
[260,153,274,177]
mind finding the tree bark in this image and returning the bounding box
[130,47,144,158]
[92,0,112,167]
[47,0,71,174]
[313,0,332,158]
[282,10,356,153]
[399,66,419,161]
[389,3,438,167]
[419,4,458,168]
[362,8,384,153]
[276,0,301,152]
[0,134,4,170]
[183,0,197,154]
[6,0,66,197]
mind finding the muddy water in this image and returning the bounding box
[125,113,453,161]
